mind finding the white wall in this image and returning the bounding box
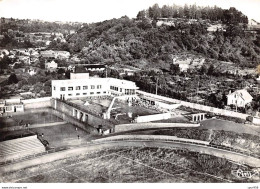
[135,113,171,123]
[137,90,249,120]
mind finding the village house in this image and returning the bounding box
[17,56,30,64]
[55,51,70,59]
[172,57,190,72]
[40,50,56,60]
[74,64,106,72]
[45,60,58,71]
[0,99,24,114]
[227,89,253,108]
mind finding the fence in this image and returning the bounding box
[137,90,250,120]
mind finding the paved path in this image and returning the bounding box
[0,122,67,132]
[200,119,260,135]
[92,136,260,168]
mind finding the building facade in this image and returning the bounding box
[0,99,24,114]
[227,89,253,108]
[51,73,138,100]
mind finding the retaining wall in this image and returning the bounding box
[135,113,171,123]
[137,90,249,120]
[22,97,52,109]
[51,99,114,131]
[115,122,200,133]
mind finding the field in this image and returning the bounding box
[0,123,97,148]
[2,147,259,183]
[0,112,63,128]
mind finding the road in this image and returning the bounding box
[1,137,260,177]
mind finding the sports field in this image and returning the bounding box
[0,112,63,128]
[2,147,257,183]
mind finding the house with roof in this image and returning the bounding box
[0,99,24,114]
[74,64,106,72]
[172,57,190,72]
[227,89,253,108]
[45,60,58,71]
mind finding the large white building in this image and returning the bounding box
[51,73,138,100]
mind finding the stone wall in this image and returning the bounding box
[51,99,114,131]
[22,97,52,109]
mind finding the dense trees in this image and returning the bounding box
[140,4,248,24]
[66,13,257,68]
[8,73,18,84]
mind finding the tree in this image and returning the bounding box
[57,68,65,74]
[8,73,18,84]
[136,10,146,20]
[207,64,215,75]
[170,64,180,75]
[199,65,207,75]
[148,4,161,20]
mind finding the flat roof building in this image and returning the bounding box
[52,73,138,100]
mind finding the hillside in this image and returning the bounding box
[62,5,259,70]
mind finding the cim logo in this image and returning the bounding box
[231,169,259,179]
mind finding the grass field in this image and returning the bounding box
[2,147,258,183]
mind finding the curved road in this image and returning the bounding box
[1,138,260,177]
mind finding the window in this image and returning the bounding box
[76,86,80,90]
[97,85,102,89]
[5,106,12,111]
[83,86,88,90]
[103,91,106,94]
[53,86,56,90]
[120,88,122,92]
[60,87,65,91]
[91,85,95,89]
[76,93,80,96]
[83,93,87,95]
[90,92,94,95]
[97,92,101,94]
[68,87,73,91]
[68,94,72,96]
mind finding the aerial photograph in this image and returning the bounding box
[0,0,260,186]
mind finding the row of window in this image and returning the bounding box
[67,91,107,96]
[110,86,120,91]
[58,85,102,91]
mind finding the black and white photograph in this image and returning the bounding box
[0,0,260,186]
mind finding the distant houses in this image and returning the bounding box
[45,60,58,71]
[74,64,106,73]
[227,89,253,108]
[172,58,190,72]
[40,50,70,60]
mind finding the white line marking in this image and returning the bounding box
[11,149,128,183]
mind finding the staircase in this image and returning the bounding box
[0,135,46,163]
